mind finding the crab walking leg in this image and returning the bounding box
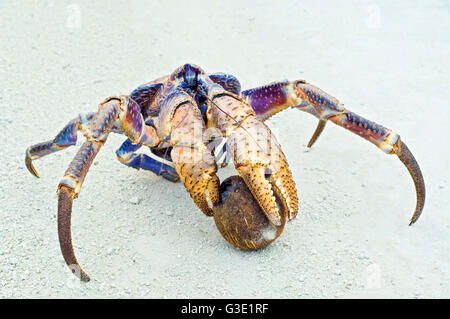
[26,113,90,177]
[306,119,327,148]
[241,81,326,147]
[116,138,179,182]
[25,94,160,179]
[242,81,425,224]
[25,112,124,178]
[57,99,119,282]
[208,73,242,95]
[53,96,161,281]
[58,141,102,282]
[207,84,299,226]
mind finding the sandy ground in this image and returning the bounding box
[0,0,449,299]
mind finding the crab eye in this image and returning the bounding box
[182,64,199,87]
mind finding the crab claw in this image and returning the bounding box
[165,95,221,216]
[172,152,221,216]
[229,116,299,227]
[237,165,282,226]
[206,87,299,226]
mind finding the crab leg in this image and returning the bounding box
[25,111,124,178]
[26,113,89,177]
[116,138,179,182]
[306,119,327,148]
[56,99,120,281]
[242,81,425,224]
[58,141,103,281]
[208,73,242,96]
[26,95,160,281]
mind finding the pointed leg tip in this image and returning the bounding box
[306,119,327,149]
[394,140,425,227]
[306,136,318,148]
[408,219,418,226]
[408,207,424,225]
[409,214,420,226]
[25,160,40,178]
[25,151,41,178]
[160,171,180,182]
[70,266,91,282]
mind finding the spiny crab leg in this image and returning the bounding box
[242,81,425,225]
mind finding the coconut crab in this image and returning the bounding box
[25,64,425,281]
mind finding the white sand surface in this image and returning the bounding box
[0,0,448,298]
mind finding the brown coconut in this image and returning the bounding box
[213,175,286,250]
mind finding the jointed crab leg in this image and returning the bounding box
[25,118,80,177]
[25,112,125,178]
[242,81,425,224]
[58,141,103,281]
[56,98,120,281]
[26,113,86,177]
[208,73,242,96]
[26,96,161,281]
[116,138,179,182]
[306,119,327,148]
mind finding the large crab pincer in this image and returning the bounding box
[206,83,298,226]
[25,64,425,281]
